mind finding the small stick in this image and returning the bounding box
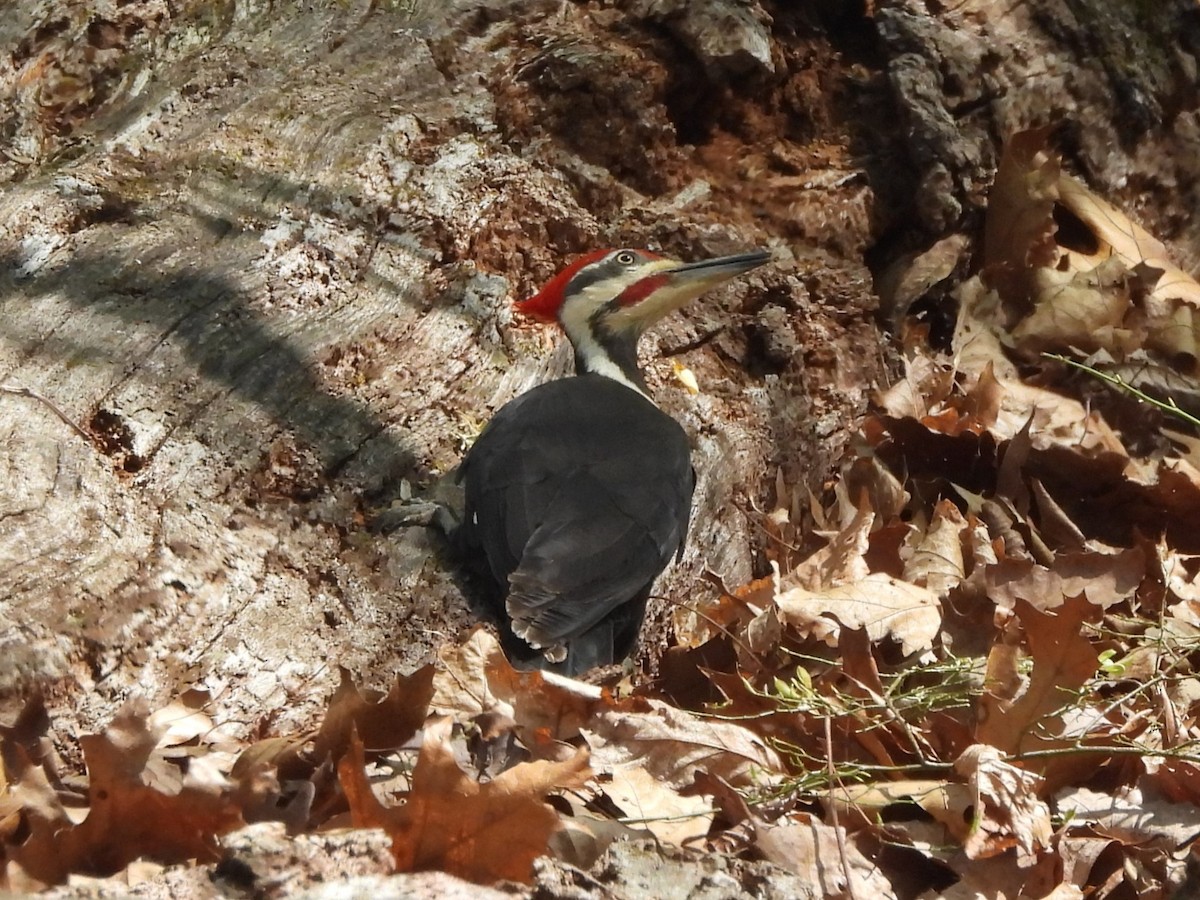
[826,715,859,900]
[0,384,92,443]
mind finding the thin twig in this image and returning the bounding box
[841,670,933,767]
[825,715,858,900]
[1014,741,1200,763]
[0,384,92,443]
[1044,353,1200,429]
[782,748,955,776]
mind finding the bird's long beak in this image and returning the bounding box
[607,249,772,331]
[663,250,774,287]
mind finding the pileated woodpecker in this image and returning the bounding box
[456,247,771,675]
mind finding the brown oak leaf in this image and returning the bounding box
[8,701,243,885]
[338,718,590,884]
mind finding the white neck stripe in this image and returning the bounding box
[558,295,654,404]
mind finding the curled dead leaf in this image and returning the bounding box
[975,597,1103,790]
[234,664,433,788]
[984,126,1061,290]
[955,744,1052,867]
[830,779,973,841]
[316,665,434,760]
[983,128,1200,374]
[903,499,968,598]
[754,812,898,897]
[784,494,874,591]
[431,627,608,742]
[1057,783,1200,852]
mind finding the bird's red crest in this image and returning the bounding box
[515,249,613,323]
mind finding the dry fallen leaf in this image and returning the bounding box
[314,665,434,761]
[902,499,968,598]
[0,689,54,776]
[829,779,973,841]
[951,277,1021,382]
[3,742,62,849]
[974,602,1104,801]
[1056,172,1200,311]
[984,558,1068,614]
[987,377,1125,451]
[983,126,1060,294]
[582,697,781,790]
[982,127,1200,372]
[338,718,590,885]
[1056,834,1118,894]
[955,744,1052,867]
[1157,542,1200,604]
[686,772,897,897]
[784,493,874,590]
[767,572,943,656]
[1057,783,1200,849]
[599,762,713,846]
[1053,547,1146,608]
[836,454,910,528]
[976,596,1100,761]
[145,690,218,749]
[878,351,960,419]
[754,812,897,898]
[431,627,608,742]
[878,233,970,326]
[547,802,647,870]
[8,701,244,885]
[1011,257,1136,354]
[234,664,433,791]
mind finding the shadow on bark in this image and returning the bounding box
[0,245,419,496]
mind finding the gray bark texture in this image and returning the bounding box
[1,0,1199,887]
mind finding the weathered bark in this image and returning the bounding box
[1,4,1198,887]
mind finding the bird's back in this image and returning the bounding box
[456,374,694,674]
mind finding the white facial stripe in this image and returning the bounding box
[580,266,666,308]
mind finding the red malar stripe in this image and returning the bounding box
[616,273,668,306]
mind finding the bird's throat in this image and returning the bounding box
[571,328,650,398]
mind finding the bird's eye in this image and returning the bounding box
[614,251,637,266]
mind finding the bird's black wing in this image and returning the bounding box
[457,375,694,661]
